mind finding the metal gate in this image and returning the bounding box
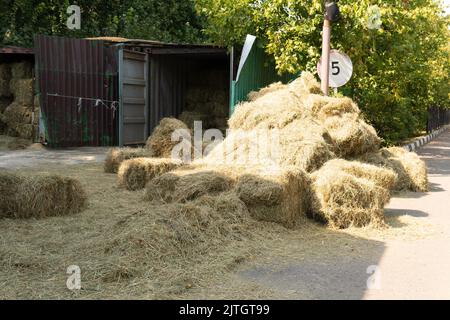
[118,49,149,146]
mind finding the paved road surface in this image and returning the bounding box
[240,129,450,300]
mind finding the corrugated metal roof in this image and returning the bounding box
[0,46,34,54]
[86,36,223,49]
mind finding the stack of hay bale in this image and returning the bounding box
[0,64,13,135]
[179,86,229,131]
[105,72,428,230]
[0,61,37,140]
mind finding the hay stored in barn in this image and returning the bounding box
[0,171,86,219]
[9,79,33,105]
[235,166,310,228]
[118,158,183,191]
[146,118,191,158]
[178,111,212,129]
[0,79,11,97]
[10,61,33,79]
[361,147,428,192]
[104,148,152,173]
[0,97,12,113]
[309,160,391,229]
[247,82,286,101]
[0,64,11,81]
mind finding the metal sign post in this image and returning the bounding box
[321,1,340,96]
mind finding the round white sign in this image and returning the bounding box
[317,50,353,88]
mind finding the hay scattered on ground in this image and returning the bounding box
[309,159,392,229]
[0,171,86,219]
[146,118,190,158]
[118,157,182,191]
[101,191,256,288]
[104,148,151,173]
[361,147,428,192]
[6,137,31,150]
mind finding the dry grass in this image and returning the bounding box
[360,147,429,192]
[325,159,398,191]
[247,82,286,101]
[0,161,435,299]
[146,118,190,158]
[0,64,11,81]
[0,171,86,219]
[104,148,151,173]
[0,79,11,97]
[178,111,212,129]
[204,119,334,172]
[145,165,236,204]
[309,160,392,229]
[9,79,33,105]
[235,166,310,228]
[117,157,182,191]
[10,61,32,79]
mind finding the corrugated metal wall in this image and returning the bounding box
[35,35,119,147]
[148,55,187,133]
[230,41,297,114]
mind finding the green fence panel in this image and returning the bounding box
[230,40,298,115]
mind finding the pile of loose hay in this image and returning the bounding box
[309,159,394,229]
[178,111,212,129]
[247,82,286,101]
[303,94,381,157]
[146,118,190,158]
[146,166,236,204]
[101,191,254,286]
[361,147,428,192]
[0,171,86,219]
[104,148,152,173]
[145,164,310,229]
[118,157,182,191]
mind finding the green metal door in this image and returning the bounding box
[230,35,298,115]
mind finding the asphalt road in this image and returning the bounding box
[240,129,450,300]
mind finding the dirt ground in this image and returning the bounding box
[0,132,448,299]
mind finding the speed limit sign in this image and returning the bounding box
[317,50,353,88]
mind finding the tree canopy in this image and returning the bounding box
[0,0,205,47]
[197,0,450,144]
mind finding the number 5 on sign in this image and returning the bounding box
[317,50,353,88]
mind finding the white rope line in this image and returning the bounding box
[46,93,119,117]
